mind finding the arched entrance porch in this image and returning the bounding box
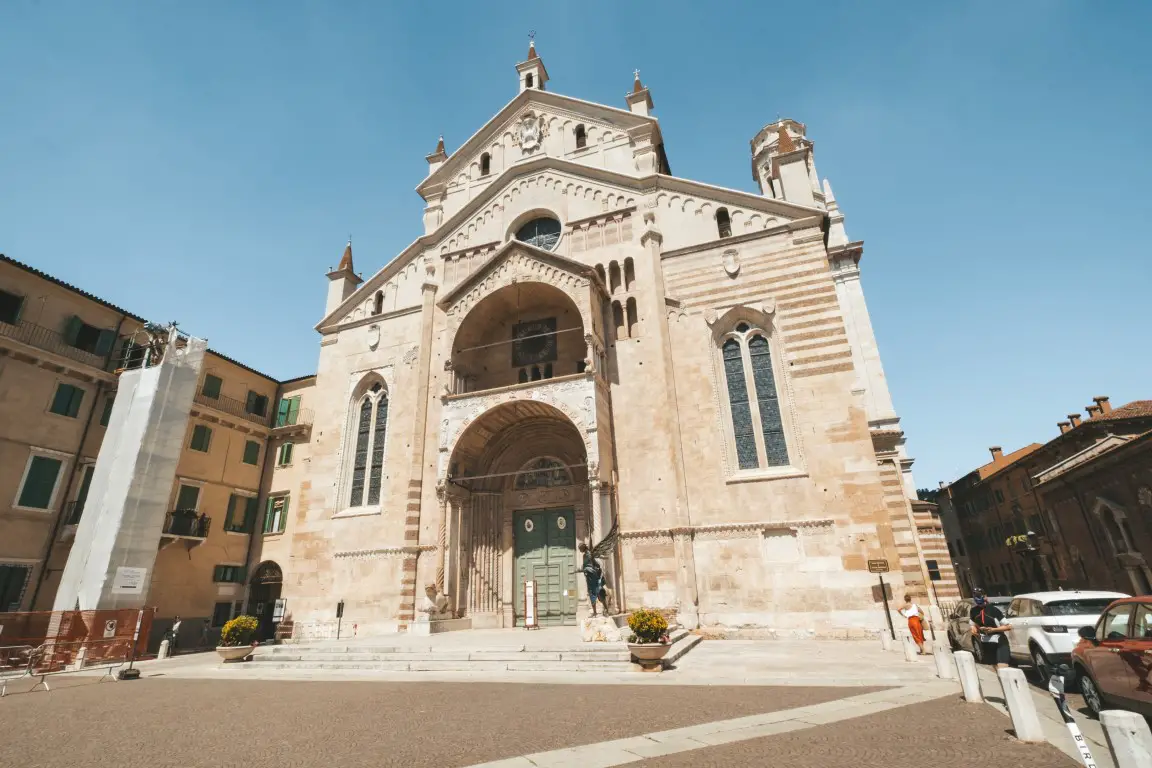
[248,560,283,641]
[441,399,609,628]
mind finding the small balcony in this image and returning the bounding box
[272,407,314,437]
[0,318,106,369]
[161,509,211,547]
[193,390,273,428]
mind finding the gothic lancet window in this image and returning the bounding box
[347,380,389,508]
[720,322,790,471]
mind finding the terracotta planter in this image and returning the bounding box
[628,642,671,672]
[216,645,253,663]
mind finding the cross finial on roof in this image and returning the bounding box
[632,69,646,93]
[527,31,538,60]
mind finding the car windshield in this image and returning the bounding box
[1041,599,1115,617]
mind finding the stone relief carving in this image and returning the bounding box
[367,324,381,349]
[514,485,577,507]
[402,345,419,366]
[511,111,549,153]
[722,249,740,278]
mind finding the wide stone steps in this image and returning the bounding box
[240,629,701,673]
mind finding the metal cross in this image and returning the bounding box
[634,69,640,80]
[529,30,536,42]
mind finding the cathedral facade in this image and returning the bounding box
[259,45,950,639]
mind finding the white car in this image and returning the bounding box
[1006,590,1129,681]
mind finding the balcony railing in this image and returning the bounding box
[63,500,85,526]
[163,509,211,538]
[193,391,273,428]
[0,318,105,369]
[273,408,314,430]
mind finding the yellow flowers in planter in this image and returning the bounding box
[220,615,259,647]
[627,608,669,644]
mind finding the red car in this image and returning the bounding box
[1071,595,1152,718]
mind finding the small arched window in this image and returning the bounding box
[608,261,621,294]
[373,291,383,315]
[624,257,635,291]
[626,297,639,338]
[575,124,587,149]
[720,324,789,471]
[480,152,491,177]
[347,381,389,508]
[525,73,534,89]
[716,208,732,239]
[612,301,625,340]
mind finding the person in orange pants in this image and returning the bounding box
[898,595,927,654]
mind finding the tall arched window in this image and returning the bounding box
[347,381,389,508]
[575,124,587,149]
[373,291,383,315]
[480,152,491,176]
[716,208,732,239]
[720,322,789,470]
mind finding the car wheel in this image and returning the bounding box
[1079,669,1103,718]
[1030,646,1050,684]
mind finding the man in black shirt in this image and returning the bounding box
[969,588,1011,667]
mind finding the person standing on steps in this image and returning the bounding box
[969,587,1011,668]
[578,542,605,617]
[899,594,927,654]
[168,615,182,655]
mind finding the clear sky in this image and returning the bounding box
[1,2,1149,488]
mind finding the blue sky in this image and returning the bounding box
[1,2,1149,487]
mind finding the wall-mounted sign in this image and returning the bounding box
[524,579,539,630]
[273,599,287,622]
[103,620,117,639]
[111,566,148,594]
[867,559,890,574]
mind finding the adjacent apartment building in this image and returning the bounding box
[0,254,309,645]
[938,397,1152,598]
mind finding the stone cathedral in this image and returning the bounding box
[269,44,945,639]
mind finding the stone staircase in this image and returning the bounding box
[242,628,700,674]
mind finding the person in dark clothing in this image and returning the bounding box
[969,588,1011,667]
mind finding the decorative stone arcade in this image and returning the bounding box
[433,242,616,628]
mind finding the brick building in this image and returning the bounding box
[939,398,1152,598]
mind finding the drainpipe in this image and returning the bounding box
[29,314,127,609]
[240,386,279,613]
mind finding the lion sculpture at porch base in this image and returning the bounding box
[417,583,454,621]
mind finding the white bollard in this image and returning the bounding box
[1100,710,1152,768]
[954,650,983,702]
[934,648,955,679]
[996,668,1045,742]
[880,631,893,651]
[158,639,170,660]
[901,633,919,662]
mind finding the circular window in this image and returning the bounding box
[515,217,562,251]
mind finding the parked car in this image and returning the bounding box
[947,596,1012,662]
[1072,596,1152,718]
[1006,590,1128,682]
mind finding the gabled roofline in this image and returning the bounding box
[436,239,595,308]
[415,88,661,197]
[319,158,827,331]
[1,252,146,322]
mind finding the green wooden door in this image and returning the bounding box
[514,508,576,626]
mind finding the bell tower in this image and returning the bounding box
[516,39,549,93]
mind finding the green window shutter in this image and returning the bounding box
[62,316,82,345]
[67,386,84,417]
[262,497,274,534]
[190,424,212,452]
[94,329,116,357]
[175,484,200,511]
[278,496,289,533]
[212,565,224,582]
[242,440,260,465]
[100,395,115,427]
[0,290,23,325]
[287,396,300,422]
[202,375,222,399]
[246,390,258,413]
[224,494,239,529]
[276,397,291,427]
[244,496,259,532]
[278,442,293,466]
[50,384,72,416]
[76,465,95,506]
[18,456,63,509]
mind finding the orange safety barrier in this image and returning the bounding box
[0,608,154,674]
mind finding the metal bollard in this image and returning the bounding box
[934,648,955,679]
[953,650,983,702]
[901,633,919,662]
[996,668,1045,742]
[1100,710,1152,768]
[158,639,170,660]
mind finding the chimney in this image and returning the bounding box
[1086,404,1102,419]
[1094,395,1112,414]
[1058,421,1072,434]
[989,446,1004,461]
[1068,413,1082,428]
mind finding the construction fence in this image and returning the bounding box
[1,608,154,685]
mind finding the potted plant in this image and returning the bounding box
[216,615,259,662]
[627,608,672,671]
